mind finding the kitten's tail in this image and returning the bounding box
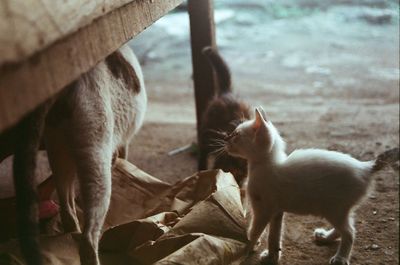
[202,46,232,95]
[12,100,52,265]
[371,147,400,172]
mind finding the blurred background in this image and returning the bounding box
[129,0,399,181]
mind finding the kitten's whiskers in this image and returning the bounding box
[208,138,226,148]
[213,147,227,160]
[207,129,227,138]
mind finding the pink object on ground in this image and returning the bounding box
[39,200,59,220]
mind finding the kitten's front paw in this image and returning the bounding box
[329,255,349,265]
[259,250,279,265]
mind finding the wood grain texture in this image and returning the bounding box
[0,0,183,133]
[0,0,133,65]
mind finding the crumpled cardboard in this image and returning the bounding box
[0,159,248,265]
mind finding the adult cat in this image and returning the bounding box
[8,44,147,265]
[224,107,398,265]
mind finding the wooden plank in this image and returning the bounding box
[0,0,133,65]
[0,0,183,133]
[188,0,218,143]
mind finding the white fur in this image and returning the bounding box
[44,44,146,265]
[225,107,377,265]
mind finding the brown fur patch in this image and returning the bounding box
[106,50,140,94]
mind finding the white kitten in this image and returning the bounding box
[224,107,398,265]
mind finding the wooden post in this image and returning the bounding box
[188,0,218,143]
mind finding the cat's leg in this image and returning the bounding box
[260,212,284,265]
[111,151,118,166]
[112,144,128,165]
[314,228,340,244]
[247,212,272,252]
[45,127,80,232]
[74,145,112,265]
[247,198,273,252]
[118,144,128,159]
[329,215,355,265]
[112,144,128,166]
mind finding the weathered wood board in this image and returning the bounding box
[0,0,132,65]
[0,0,183,132]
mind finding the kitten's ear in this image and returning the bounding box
[257,106,268,121]
[253,107,266,131]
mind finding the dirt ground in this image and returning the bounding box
[0,0,398,264]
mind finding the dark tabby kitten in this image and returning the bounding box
[198,46,251,186]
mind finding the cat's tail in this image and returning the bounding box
[12,100,53,265]
[371,147,400,172]
[202,46,232,95]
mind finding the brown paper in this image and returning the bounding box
[0,159,247,265]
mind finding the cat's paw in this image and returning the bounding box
[259,250,279,265]
[329,255,349,265]
[314,228,337,244]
